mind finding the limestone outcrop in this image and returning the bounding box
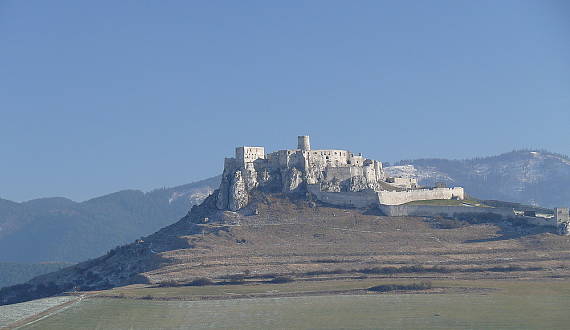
[348,176,369,192]
[228,171,248,211]
[282,167,304,193]
[216,177,231,210]
[321,178,341,192]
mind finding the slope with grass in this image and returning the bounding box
[2,189,570,306]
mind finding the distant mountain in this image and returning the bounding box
[386,150,570,208]
[0,262,72,288]
[0,176,220,263]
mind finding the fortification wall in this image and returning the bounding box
[377,187,464,205]
[307,184,378,208]
[266,150,304,169]
[307,149,350,167]
[308,185,466,208]
[348,154,364,166]
[325,167,363,182]
[378,205,557,227]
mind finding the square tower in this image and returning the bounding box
[236,146,265,164]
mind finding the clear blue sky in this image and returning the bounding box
[1,1,569,202]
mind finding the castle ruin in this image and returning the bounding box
[216,136,464,211]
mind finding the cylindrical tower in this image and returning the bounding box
[297,136,311,151]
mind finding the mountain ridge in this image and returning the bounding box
[0,176,221,263]
[388,150,570,208]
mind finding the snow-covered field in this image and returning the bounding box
[0,296,74,328]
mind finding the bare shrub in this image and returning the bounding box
[368,281,432,292]
[185,277,215,286]
[157,280,179,287]
[269,276,295,284]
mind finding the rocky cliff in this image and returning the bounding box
[216,162,382,211]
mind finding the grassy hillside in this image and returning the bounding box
[2,191,568,306]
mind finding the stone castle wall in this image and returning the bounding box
[377,188,465,205]
[236,146,265,164]
[307,185,467,209]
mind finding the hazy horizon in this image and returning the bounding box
[2,1,569,201]
[1,148,566,203]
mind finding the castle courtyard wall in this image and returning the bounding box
[377,188,464,205]
[308,185,467,208]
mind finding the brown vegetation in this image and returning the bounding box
[3,192,569,305]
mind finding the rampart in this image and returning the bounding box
[307,185,468,210]
[376,188,465,205]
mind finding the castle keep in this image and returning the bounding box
[216,136,464,211]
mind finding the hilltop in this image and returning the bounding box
[2,189,570,305]
[2,142,570,303]
[3,149,569,265]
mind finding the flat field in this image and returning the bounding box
[0,296,75,328]
[17,279,570,329]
